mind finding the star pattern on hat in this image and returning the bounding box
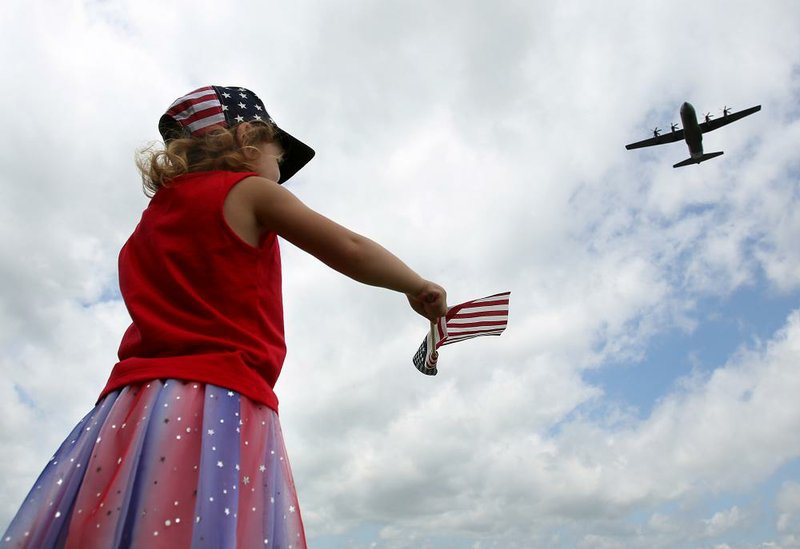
[215,86,277,129]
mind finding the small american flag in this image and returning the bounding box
[412,291,511,376]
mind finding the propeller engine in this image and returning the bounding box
[652,127,661,137]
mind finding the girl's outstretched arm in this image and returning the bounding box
[232,176,447,321]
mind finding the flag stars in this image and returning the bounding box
[217,461,224,468]
[227,391,234,397]
[208,429,215,436]
[235,115,244,123]
[222,92,231,98]
[237,102,246,109]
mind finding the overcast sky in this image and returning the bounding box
[2,1,800,547]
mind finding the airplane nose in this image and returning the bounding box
[681,102,693,114]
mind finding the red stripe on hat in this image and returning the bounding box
[180,105,225,127]
[165,87,217,115]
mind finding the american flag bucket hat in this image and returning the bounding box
[158,85,315,183]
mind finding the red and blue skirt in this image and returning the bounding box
[2,380,305,548]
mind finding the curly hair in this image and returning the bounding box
[136,123,280,196]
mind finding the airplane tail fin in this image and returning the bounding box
[673,151,724,168]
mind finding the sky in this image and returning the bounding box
[1,0,799,547]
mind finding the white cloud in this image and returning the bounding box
[704,506,744,537]
[777,481,800,535]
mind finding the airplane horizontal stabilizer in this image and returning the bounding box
[673,151,724,168]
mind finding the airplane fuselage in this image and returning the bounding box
[679,102,704,158]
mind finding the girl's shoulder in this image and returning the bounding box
[157,170,260,194]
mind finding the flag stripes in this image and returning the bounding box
[165,87,225,135]
[412,291,510,375]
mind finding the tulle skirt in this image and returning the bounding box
[2,380,305,548]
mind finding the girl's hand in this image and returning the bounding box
[407,281,447,322]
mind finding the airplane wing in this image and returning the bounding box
[699,105,761,133]
[625,129,685,150]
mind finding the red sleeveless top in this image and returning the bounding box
[98,171,286,411]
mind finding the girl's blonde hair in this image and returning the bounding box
[136,123,279,196]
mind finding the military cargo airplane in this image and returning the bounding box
[625,102,761,168]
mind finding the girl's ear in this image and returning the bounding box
[234,122,251,146]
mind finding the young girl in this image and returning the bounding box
[2,85,446,548]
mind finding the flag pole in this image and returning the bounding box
[429,321,438,363]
